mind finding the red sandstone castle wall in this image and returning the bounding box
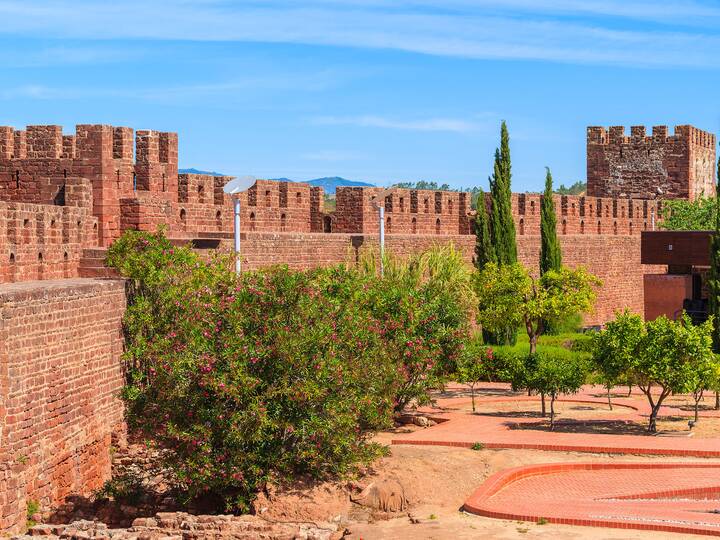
[0,125,178,246]
[0,177,98,284]
[218,231,659,327]
[511,193,663,237]
[0,279,126,534]
[586,125,716,200]
[333,187,470,235]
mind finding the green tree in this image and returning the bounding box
[457,345,493,412]
[475,263,600,356]
[598,312,716,432]
[474,189,495,270]
[591,310,644,410]
[540,167,562,275]
[489,121,517,266]
[555,181,587,195]
[660,197,717,230]
[524,350,588,430]
[639,315,715,432]
[708,156,720,409]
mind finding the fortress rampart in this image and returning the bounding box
[0,121,708,533]
[587,125,716,200]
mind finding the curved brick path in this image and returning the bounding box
[391,384,720,456]
[392,384,720,536]
[464,462,720,537]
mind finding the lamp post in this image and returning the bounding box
[225,175,257,275]
[370,188,395,277]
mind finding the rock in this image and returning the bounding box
[412,416,429,427]
[351,478,408,512]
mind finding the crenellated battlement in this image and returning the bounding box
[587,125,716,150]
[512,193,661,237]
[587,123,716,201]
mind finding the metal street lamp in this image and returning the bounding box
[225,175,257,274]
[370,188,395,277]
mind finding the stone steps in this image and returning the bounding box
[78,248,120,279]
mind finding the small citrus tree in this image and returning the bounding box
[457,345,494,412]
[524,350,588,430]
[591,310,644,409]
[596,312,716,432]
[475,262,600,355]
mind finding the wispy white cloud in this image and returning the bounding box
[313,115,486,133]
[0,0,719,67]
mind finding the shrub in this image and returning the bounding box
[359,244,476,411]
[107,231,475,510]
[108,231,398,511]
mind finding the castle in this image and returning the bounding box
[0,122,715,533]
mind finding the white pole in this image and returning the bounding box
[379,205,385,277]
[651,208,656,231]
[234,197,241,274]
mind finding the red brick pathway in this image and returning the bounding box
[391,384,720,457]
[464,462,720,537]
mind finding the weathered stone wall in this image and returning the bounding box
[333,187,471,235]
[0,279,126,534]
[219,232,660,327]
[512,193,663,237]
[0,178,98,284]
[586,125,716,200]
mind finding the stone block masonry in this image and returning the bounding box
[0,279,126,534]
[587,125,716,200]
[218,232,661,328]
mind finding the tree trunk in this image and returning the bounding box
[716,391,719,411]
[471,385,476,412]
[694,389,703,423]
[627,384,632,397]
[549,394,556,431]
[607,385,613,410]
[541,393,546,417]
[648,406,659,433]
[529,334,537,356]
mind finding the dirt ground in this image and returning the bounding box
[341,440,717,540]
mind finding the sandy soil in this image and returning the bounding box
[342,442,714,539]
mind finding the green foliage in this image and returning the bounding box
[392,180,452,191]
[359,244,477,409]
[107,231,474,510]
[709,158,720,353]
[457,345,494,411]
[489,121,517,266]
[591,310,644,405]
[540,167,561,276]
[471,442,484,451]
[596,311,718,431]
[26,499,39,528]
[554,181,586,195]
[95,471,145,504]
[521,350,589,429]
[660,196,717,231]
[474,263,600,355]
[473,189,495,270]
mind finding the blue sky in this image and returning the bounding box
[1,1,720,192]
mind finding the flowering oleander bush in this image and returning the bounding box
[358,244,477,411]
[107,231,474,510]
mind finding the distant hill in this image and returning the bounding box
[179,168,228,177]
[270,176,375,195]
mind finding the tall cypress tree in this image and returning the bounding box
[708,157,720,409]
[540,167,562,275]
[489,121,517,265]
[484,121,518,345]
[474,189,495,270]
